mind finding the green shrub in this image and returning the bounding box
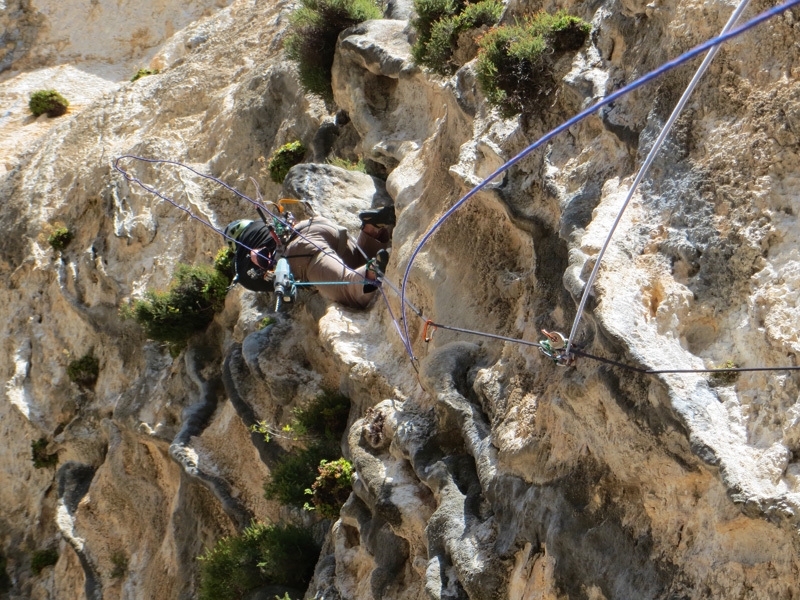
[67,354,99,387]
[291,389,351,440]
[214,246,235,281]
[475,11,591,116]
[123,264,230,347]
[29,90,70,118]
[197,522,320,600]
[267,141,307,184]
[412,0,503,74]
[31,438,58,469]
[0,554,11,593]
[304,458,353,518]
[131,68,159,82]
[263,443,336,506]
[285,0,383,100]
[47,227,73,251]
[31,549,58,575]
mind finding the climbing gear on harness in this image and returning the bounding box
[538,330,575,367]
[364,249,390,293]
[359,205,396,229]
[224,220,253,250]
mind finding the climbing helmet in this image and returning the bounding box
[224,220,252,251]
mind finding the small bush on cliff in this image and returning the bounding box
[131,68,159,82]
[31,438,58,469]
[264,443,335,506]
[304,458,353,518]
[67,353,99,387]
[121,264,230,348]
[268,141,307,184]
[29,90,70,118]
[197,522,320,600]
[213,246,236,281]
[476,11,590,116]
[30,549,59,575]
[291,389,351,440]
[411,0,503,74]
[284,0,383,100]
[47,227,73,251]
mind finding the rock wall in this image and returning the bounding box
[1,0,800,598]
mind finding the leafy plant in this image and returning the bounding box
[304,458,353,518]
[29,90,70,118]
[110,551,128,579]
[268,141,307,184]
[131,68,159,82]
[263,443,336,506]
[412,0,503,74]
[67,353,99,387]
[31,438,58,469]
[257,316,277,330]
[122,264,230,347]
[31,549,58,575]
[475,11,591,116]
[214,246,235,280]
[284,0,383,100]
[710,360,740,386]
[197,522,320,600]
[47,227,73,251]
[291,389,351,441]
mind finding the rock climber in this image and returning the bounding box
[223,205,395,309]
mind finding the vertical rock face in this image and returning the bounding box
[2,0,800,598]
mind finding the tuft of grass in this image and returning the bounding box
[475,11,591,116]
[121,264,230,348]
[31,549,58,575]
[268,141,307,184]
[412,0,503,74]
[284,0,383,100]
[31,438,58,469]
[197,522,320,600]
[327,156,367,173]
[47,227,73,251]
[131,68,159,82]
[29,90,70,118]
[67,354,99,387]
[304,457,353,518]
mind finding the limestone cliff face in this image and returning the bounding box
[1,0,800,598]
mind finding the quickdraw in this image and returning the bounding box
[423,320,437,343]
[538,330,575,367]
